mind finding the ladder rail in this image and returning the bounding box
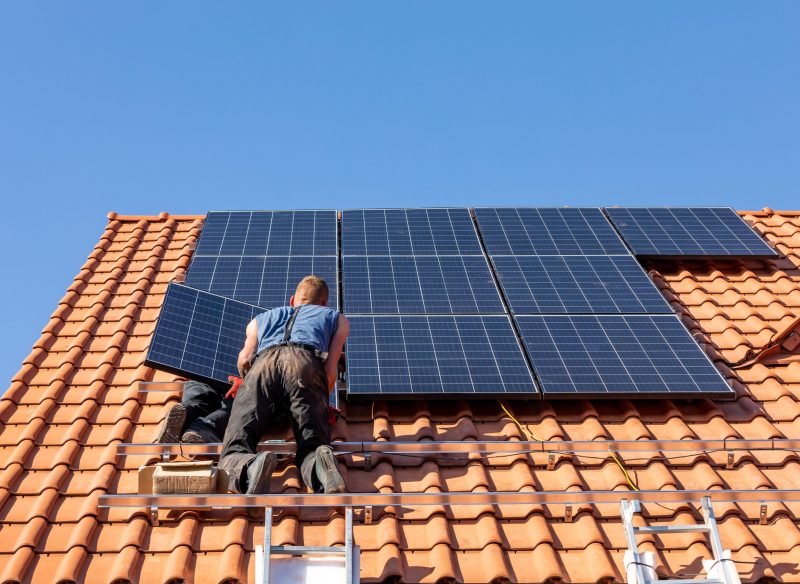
[622,496,738,584]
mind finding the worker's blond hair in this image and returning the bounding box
[295,275,329,305]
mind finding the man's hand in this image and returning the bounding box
[325,314,350,392]
[237,319,259,378]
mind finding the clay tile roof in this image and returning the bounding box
[1,209,799,583]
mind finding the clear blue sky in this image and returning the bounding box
[1,2,798,388]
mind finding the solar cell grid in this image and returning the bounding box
[341,208,483,256]
[146,283,261,386]
[343,255,504,314]
[474,207,628,255]
[604,207,777,257]
[193,210,337,256]
[516,315,733,398]
[492,255,672,314]
[184,256,338,310]
[346,315,539,396]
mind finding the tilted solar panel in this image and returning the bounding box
[346,315,539,396]
[474,207,629,255]
[343,255,504,315]
[604,207,777,257]
[516,314,734,398]
[493,255,672,314]
[194,210,338,256]
[146,283,260,386]
[185,255,339,310]
[341,208,483,256]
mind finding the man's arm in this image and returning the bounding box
[325,314,350,392]
[237,319,259,377]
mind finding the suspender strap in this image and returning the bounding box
[282,305,302,343]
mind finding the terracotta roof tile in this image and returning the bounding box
[1,210,799,582]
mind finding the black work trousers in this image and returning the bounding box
[219,345,331,489]
[182,380,232,440]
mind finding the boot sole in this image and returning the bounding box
[316,446,346,494]
[246,452,277,494]
[155,404,186,444]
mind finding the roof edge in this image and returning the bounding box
[107,211,204,222]
[739,208,800,217]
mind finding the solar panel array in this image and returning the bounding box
[146,207,744,400]
[187,210,339,310]
[347,316,537,396]
[492,255,672,315]
[473,207,732,398]
[341,208,537,396]
[184,256,337,310]
[194,210,337,256]
[604,207,777,257]
[146,283,260,387]
[474,207,629,255]
[516,315,732,398]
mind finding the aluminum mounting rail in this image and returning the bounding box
[116,438,800,457]
[99,488,800,509]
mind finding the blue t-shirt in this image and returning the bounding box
[255,304,340,355]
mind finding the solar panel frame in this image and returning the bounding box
[492,255,673,315]
[474,207,630,256]
[193,210,338,257]
[342,255,505,315]
[184,255,340,310]
[604,207,778,258]
[341,208,484,256]
[345,315,540,397]
[146,283,262,387]
[515,314,734,399]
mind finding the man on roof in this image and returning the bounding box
[218,275,350,495]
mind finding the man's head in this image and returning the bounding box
[290,275,329,307]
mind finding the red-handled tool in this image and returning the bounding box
[226,375,243,400]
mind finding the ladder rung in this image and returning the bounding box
[634,525,710,534]
[269,545,347,556]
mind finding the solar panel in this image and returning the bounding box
[474,207,628,255]
[341,208,483,256]
[193,210,338,256]
[346,315,539,396]
[492,255,672,315]
[604,207,777,257]
[184,256,338,310]
[516,314,733,398]
[342,255,504,314]
[146,283,261,386]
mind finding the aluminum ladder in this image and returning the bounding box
[621,497,741,584]
[255,505,358,584]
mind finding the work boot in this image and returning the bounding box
[314,445,346,494]
[244,451,277,494]
[181,421,222,443]
[154,404,186,444]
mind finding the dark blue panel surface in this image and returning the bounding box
[493,255,672,314]
[604,207,777,257]
[474,208,628,255]
[184,256,338,310]
[343,255,504,314]
[146,283,261,385]
[341,208,482,256]
[193,210,337,256]
[346,315,538,396]
[516,315,733,398]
